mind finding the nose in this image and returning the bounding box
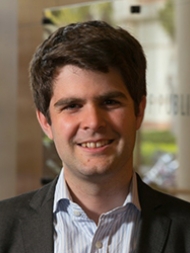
[81,104,106,131]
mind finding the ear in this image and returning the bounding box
[36,110,53,140]
[136,96,146,130]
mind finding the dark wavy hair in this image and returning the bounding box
[29,20,146,123]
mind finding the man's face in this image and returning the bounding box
[37,65,145,184]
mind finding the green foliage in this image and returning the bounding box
[141,130,176,143]
[44,2,113,26]
[158,0,175,40]
[141,130,177,166]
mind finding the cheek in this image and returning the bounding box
[53,117,79,142]
[110,110,136,130]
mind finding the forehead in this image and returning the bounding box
[53,65,129,96]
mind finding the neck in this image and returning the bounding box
[64,170,133,224]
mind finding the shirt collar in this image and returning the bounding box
[53,168,71,212]
[123,171,141,211]
[53,168,141,213]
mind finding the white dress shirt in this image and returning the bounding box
[53,169,141,253]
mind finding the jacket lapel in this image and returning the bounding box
[135,175,171,253]
[19,178,57,253]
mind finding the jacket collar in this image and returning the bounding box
[20,177,58,253]
[135,174,171,253]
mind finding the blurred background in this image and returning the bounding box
[1,0,190,201]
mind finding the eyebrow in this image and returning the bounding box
[96,91,127,101]
[54,91,128,108]
[54,98,84,108]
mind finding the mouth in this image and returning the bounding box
[78,140,113,149]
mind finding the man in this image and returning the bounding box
[0,20,190,253]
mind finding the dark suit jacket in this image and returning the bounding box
[0,174,190,253]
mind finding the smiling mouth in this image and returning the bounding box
[79,140,113,149]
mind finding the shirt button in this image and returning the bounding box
[73,210,81,217]
[95,241,103,249]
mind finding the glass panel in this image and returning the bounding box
[41,0,178,193]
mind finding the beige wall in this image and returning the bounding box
[175,0,190,201]
[0,0,17,199]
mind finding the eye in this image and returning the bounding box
[63,103,81,111]
[103,99,120,106]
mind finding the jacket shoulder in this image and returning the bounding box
[0,179,57,253]
[137,174,190,218]
[0,178,57,223]
[136,175,190,252]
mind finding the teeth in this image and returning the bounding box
[81,140,109,148]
